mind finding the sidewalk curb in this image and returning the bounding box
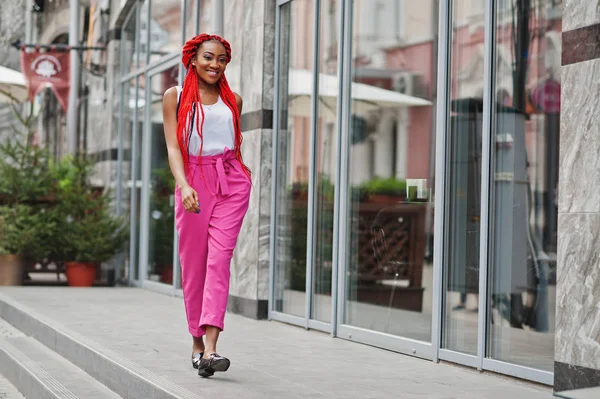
[0,292,204,399]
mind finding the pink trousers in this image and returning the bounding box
[175,148,251,337]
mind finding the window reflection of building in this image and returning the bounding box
[146,0,181,63]
[352,0,436,186]
[342,0,438,341]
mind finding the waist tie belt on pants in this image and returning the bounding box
[187,148,237,196]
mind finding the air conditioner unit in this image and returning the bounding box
[392,72,425,98]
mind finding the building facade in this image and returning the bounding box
[29,0,599,395]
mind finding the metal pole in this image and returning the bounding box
[212,0,224,36]
[513,0,530,113]
[25,0,33,44]
[24,0,34,123]
[67,0,80,154]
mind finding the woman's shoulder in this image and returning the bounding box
[233,92,243,113]
[165,86,183,97]
[164,86,179,98]
[164,86,184,104]
[163,87,181,110]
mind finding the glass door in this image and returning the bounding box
[436,0,555,384]
[273,0,442,355]
[334,0,440,359]
[483,0,558,381]
[270,0,555,385]
[440,0,485,361]
[272,0,313,322]
[121,77,143,284]
[271,0,342,330]
[139,62,179,288]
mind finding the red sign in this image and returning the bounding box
[532,79,561,114]
[20,50,70,112]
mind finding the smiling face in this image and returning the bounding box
[191,40,228,86]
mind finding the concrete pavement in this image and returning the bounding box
[0,287,555,399]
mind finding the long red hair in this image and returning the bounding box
[177,34,250,178]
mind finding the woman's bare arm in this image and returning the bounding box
[163,87,188,189]
[163,87,199,213]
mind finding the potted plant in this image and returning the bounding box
[55,156,128,287]
[358,177,407,204]
[0,102,57,282]
[148,166,176,284]
[0,205,38,285]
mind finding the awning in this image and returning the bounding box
[286,69,431,120]
[0,66,28,104]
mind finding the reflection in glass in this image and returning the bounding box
[343,0,438,342]
[311,0,341,324]
[122,8,136,74]
[123,79,143,282]
[145,68,178,284]
[443,0,484,355]
[184,0,199,40]
[273,0,314,317]
[202,0,214,34]
[487,0,560,372]
[114,79,133,282]
[137,1,149,67]
[148,0,183,64]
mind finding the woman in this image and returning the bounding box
[162,34,251,378]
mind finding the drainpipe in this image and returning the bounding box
[67,0,80,154]
[212,0,224,36]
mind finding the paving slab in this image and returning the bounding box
[0,287,556,399]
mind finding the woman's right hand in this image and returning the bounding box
[180,184,200,214]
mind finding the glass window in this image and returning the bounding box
[138,1,150,67]
[443,0,485,355]
[122,7,137,75]
[134,78,145,281]
[487,0,560,372]
[145,66,178,284]
[184,0,200,40]
[121,78,142,281]
[148,0,184,64]
[273,0,314,317]
[342,0,439,342]
[311,0,341,324]
[200,0,213,34]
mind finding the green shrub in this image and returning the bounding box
[148,166,175,268]
[0,205,39,256]
[0,105,56,258]
[53,155,129,264]
[358,177,406,197]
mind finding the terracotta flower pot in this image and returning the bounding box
[65,261,98,287]
[0,254,24,286]
[161,266,174,285]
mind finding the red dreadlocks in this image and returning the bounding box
[177,34,250,178]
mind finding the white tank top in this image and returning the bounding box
[176,86,235,156]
